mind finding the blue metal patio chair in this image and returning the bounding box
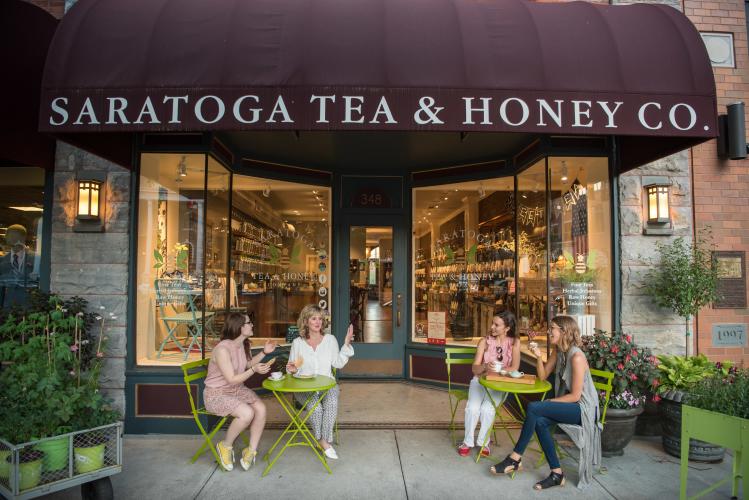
[155,278,215,360]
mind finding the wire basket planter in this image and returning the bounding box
[0,422,122,499]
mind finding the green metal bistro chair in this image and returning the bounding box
[155,278,215,360]
[445,347,498,447]
[181,359,248,469]
[538,368,614,467]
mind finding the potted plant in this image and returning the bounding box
[644,233,719,356]
[655,354,731,461]
[11,449,45,491]
[679,367,748,498]
[0,292,121,490]
[581,329,657,456]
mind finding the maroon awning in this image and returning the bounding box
[1,0,57,169]
[39,0,717,170]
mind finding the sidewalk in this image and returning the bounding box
[44,430,741,499]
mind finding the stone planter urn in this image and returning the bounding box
[601,406,643,457]
[660,390,725,462]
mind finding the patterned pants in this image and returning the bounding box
[294,385,340,443]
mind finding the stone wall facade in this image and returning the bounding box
[50,141,130,413]
[619,151,694,355]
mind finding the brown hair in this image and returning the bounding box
[551,315,582,352]
[221,311,252,359]
[297,304,329,339]
[493,310,517,338]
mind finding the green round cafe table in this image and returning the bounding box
[476,376,552,463]
[261,374,337,476]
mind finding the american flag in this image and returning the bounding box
[570,179,588,258]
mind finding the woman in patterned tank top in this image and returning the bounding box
[457,310,521,458]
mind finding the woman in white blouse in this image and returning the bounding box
[286,304,354,459]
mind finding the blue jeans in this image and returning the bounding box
[513,400,581,469]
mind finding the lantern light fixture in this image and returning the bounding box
[74,172,106,232]
[646,185,670,223]
[642,176,672,235]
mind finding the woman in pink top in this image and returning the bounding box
[457,310,520,458]
[204,312,277,471]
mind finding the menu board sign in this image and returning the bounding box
[427,311,446,345]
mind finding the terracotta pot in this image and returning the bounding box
[601,406,643,457]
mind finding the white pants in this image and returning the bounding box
[463,377,507,448]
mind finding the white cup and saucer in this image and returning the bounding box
[269,371,284,381]
[508,370,525,379]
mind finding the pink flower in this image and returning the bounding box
[617,362,624,370]
[653,394,661,403]
[611,345,619,354]
[625,354,631,363]
[631,350,638,357]
[70,344,79,352]
[629,373,638,381]
[96,352,104,358]
[625,335,632,343]
[652,378,660,388]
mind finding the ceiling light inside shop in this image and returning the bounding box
[9,206,43,212]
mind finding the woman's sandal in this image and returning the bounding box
[534,471,565,490]
[489,455,522,478]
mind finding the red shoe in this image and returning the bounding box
[480,446,491,457]
[457,444,471,457]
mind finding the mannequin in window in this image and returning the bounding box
[0,224,38,287]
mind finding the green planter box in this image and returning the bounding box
[679,405,748,500]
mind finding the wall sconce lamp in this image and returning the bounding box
[643,176,672,235]
[646,185,669,223]
[77,180,102,220]
[74,172,106,232]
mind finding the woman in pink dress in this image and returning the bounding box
[204,312,277,471]
[457,310,520,458]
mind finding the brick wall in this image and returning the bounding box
[685,0,749,364]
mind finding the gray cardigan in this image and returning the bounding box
[555,345,602,489]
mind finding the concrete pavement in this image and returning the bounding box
[42,429,742,500]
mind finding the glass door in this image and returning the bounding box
[334,214,407,376]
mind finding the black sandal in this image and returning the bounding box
[489,455,522,477]
[534,471,565,490]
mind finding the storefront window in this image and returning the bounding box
[0,167,45,309]
[548,157,612,335]
[517,160,548,347]
[231,175,330,341]
[136,153,223,365]
[413,178,515,345]
[204,157,231,356]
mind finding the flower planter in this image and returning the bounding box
[601,406,643,457]
[679,405,748,500]
[35,435,70,472]
[8,450,44,491]
[660,392,725,462]
[0,450,9,479]
[73,442,106,474]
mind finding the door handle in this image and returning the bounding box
[396,293,402,327]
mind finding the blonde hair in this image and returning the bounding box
[551,315,582,352]
[297,304,329,339]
